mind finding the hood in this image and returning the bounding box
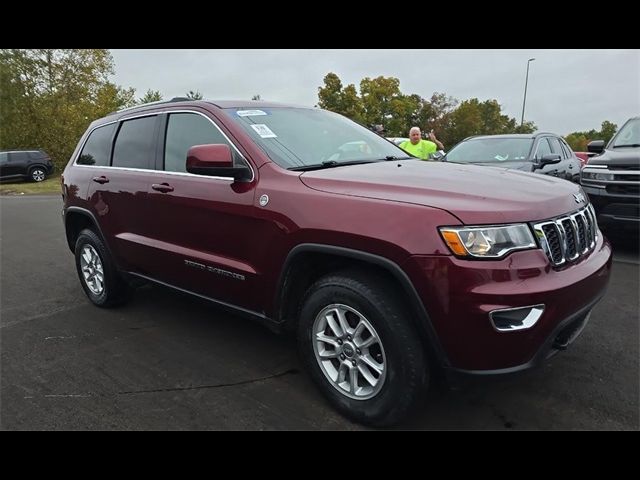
[299,160,585,225]
[588,147,640,167]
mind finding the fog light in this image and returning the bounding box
[489,305,545,332]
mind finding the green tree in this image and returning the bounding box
[359,75,401,127]
[413,92,458,141]
[340,84,364,124]
[314,72,534,144]
[317,72,344,112]
[599,120,617,144]
[445,98,536,146]
[565,133,590,151]
[185,90,203,100]
[564,120,617,151]
[0,49,135,170]
[317,72,365,124]
[359,76,423,136]
[138,89,163,104]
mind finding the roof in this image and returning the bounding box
[206,99,313,109]
[110,97,314,117]
[0,149,44,154]
[466,133,557,141]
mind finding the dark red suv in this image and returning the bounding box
[62,98,612,426]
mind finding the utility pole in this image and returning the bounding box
[521,58,535,126]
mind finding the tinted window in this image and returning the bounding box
[29,151,47,160]
[535,138,552,159]
[445,138,533,163]
[112,116,157,169]
[78,124,116,166]
[9,152,28,162]
[0,152,7,165]
[164,113,241,173]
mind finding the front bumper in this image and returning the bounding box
[402,233,612,372]
[582,184,639,227]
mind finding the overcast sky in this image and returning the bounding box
[110,49,639,136]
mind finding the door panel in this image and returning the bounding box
[83,116,160,273]
[6,152,25,177]
[143,111,260,310]
[87,168,154,272]
[144,171,258,308]
[547,136,569,180]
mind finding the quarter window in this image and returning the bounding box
[164,113,242,173]
[77,124,116,166]
[112,116,157,169]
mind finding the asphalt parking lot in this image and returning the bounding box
[1,195,638,430]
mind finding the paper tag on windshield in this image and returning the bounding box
[236,109,268,117]
[251,124,277,138]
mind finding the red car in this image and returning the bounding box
[61,98,612,426]
[574,151,595,167]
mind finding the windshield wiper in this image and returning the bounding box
[613,144,640,148]
[289,159,380,171]
[379,155,413,161]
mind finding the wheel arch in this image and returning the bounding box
[64,207,111,255]
[275,243,450,369]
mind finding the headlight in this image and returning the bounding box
[582,171,614,181]
[439,224,536,258]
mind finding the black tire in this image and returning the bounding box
[74,228,131,308]
[29,167,46,182]
[297,269,429,427]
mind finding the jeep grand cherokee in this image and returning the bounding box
[62,98,612,426]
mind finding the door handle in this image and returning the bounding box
[92,176,109,184]
[151,183,174,193]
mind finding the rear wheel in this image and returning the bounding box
[75,229,130,307]
[298,270,429,426]
[30,167,46,182]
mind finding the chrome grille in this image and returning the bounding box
[533,205,598,266]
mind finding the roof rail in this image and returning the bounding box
[113,96,195,114]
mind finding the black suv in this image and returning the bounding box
[443,133,582,183]
[581,117,640,231]
[0,150,54,182]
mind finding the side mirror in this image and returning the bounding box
[535,154,562,169]
[587,140,605,154]
[186,144,251,182]
[429,150,445,161]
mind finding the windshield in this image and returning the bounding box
[446,138,534,164]
[226,107,409,169]
[609,118,640,148]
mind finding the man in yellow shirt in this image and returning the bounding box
[399,127,444,160]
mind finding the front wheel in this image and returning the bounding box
[298,270,429,427]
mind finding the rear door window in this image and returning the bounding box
[112,116,158,170]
